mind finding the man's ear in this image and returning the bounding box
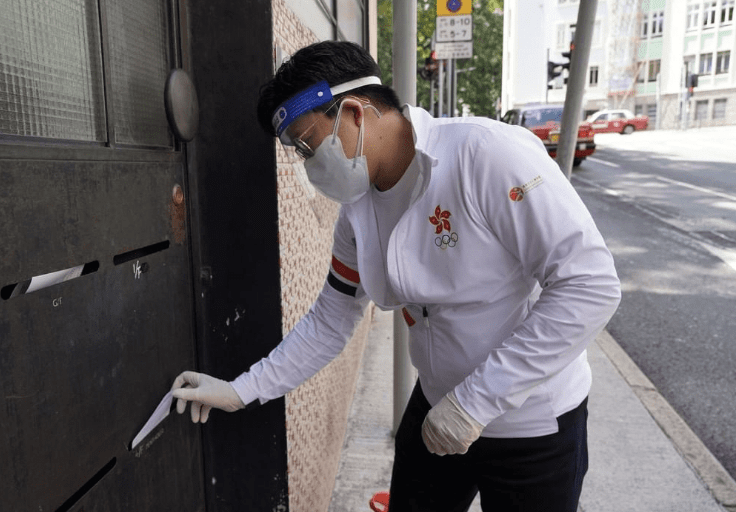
[339,98,365,127]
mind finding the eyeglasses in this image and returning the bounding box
[292,101,340,160]
[290,98,380,160]
[292,120,319,159]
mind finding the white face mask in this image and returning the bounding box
[304,100,376,205]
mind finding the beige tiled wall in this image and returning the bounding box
[272,1,374,511]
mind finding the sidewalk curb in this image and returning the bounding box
[597,330,736,510]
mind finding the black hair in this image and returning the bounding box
[257,41,402,136]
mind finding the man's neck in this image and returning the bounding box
[373,110,416,192]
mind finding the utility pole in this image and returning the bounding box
[546,48,550,104]
[391,0,416,435]
[438,59,444,117]
[555,0,598,179]
[446,59,454,117]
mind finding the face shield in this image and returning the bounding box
[271,76,382,147]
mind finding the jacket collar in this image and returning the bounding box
[401,105,438,205]
[340,105,440,308]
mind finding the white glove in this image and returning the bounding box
[171,371,245,423]
[421,391,485,456]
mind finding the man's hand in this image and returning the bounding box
[421,391,485,456]
[171,371,245,423]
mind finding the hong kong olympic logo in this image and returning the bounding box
[429,205,459,250]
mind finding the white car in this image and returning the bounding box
[586,109,649,134]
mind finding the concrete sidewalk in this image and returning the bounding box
[329,308,735,512]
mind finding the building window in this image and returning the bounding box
[589,66,599,86]
[637,61,647,83]
[651,11,664,36]
[717,51,731,74]
[699,52,713,74]
[648,60,661,81]
[684,56,696,75]
[557,24,566,49]
[687,3,700,30]
[713,98,727,119]
[284,0,367,45]
[337,0,365,44]
[641,15,648,37]
[723,0,735,24]
[703,1,717,27]
[695,100,709,120]
[647,104,657,124]
[635,104,644,116]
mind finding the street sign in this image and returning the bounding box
[436,14,472,42]
[437,0,472,16]
[435,41,473,59]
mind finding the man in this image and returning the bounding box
[172,41,621,511]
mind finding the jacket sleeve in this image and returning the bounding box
[230,210,370,406]
[454,125,621,426]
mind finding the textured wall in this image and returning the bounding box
[272,1,374,510]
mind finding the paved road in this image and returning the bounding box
[571,126,736,479]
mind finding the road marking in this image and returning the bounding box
[574,174,736,276]
[655,176,736,202]
[588,157,620,168]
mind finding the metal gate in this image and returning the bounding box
[0,0,205,510]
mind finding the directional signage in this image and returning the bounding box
[437,0,472,16]
[434,41,473,60]
[436,14,472,42]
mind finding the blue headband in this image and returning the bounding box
[272,76,383,144]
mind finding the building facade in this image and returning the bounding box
[0,1,377,511]
[272,1,378,511]
[502,0,735,128]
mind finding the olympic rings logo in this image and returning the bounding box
[435,232,459,250]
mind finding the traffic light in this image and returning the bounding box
[547,61,562,83]
[419,51,439,81]
[687,72,698,99]
[560,43,573,84]
[560,50,572,72]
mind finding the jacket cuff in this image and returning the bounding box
[230,372,265,408]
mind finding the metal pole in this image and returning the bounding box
[556,0,598,179]
[446,59,453,117]
[679,64,685,130]
[430,78,435,116]
[655,72,661,131]
[391,0,416,435]
[452,59,458,116]
[438,60,444,117]
[546,48,549,104]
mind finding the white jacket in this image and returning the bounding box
[232,105,621,438]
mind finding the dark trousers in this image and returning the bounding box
[388,383,588,512]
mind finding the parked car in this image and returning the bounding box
[500,105,596,166]
[586,109,648,134]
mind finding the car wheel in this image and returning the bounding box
[622,124,635,135]
[573,158,583,167]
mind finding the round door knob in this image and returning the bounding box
[164,69,199,142]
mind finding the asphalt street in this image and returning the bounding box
[570,126,736,479]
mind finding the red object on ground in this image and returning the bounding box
[370,491,390,512]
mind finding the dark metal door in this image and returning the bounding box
[0,1,205,510]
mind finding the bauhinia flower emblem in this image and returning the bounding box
[429,205,451,234]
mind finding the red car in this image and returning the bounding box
[586,109,649,134]
[501,105,596,166]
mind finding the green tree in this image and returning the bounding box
[377,0,504,118]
